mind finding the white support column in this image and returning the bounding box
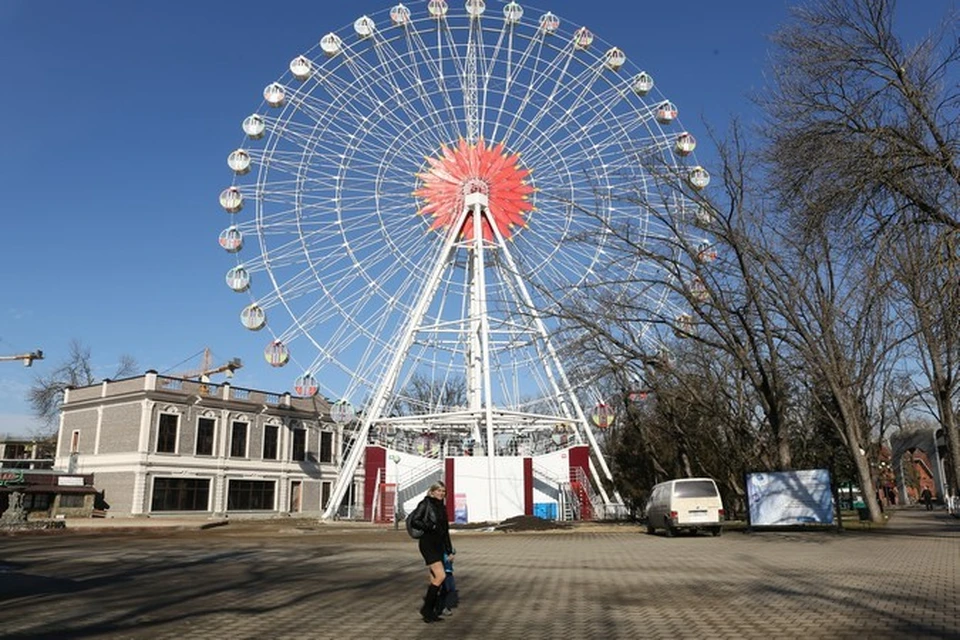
[465,194,499,518]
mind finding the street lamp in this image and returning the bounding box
[389,454,401,530]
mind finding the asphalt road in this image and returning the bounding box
[1,507,957,639]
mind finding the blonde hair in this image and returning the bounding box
[427,481,446,496]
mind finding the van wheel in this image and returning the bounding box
[711,527,722,537]
[664,519,675,537]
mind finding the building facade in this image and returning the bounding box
[56,372,360,518]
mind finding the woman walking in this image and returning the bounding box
[409,481,454,623]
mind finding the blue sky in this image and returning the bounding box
[0,0,947,437]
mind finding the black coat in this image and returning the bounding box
[410,495,452,555]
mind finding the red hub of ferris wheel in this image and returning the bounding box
[414,138,535,242]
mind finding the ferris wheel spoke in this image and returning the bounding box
[525,104,668,173]
[380,35,463,144]
[495,35,584,150]
[514,68,612,152]
[484,21,546,144]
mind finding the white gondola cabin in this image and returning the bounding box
[695,204,715,227]
[675,132,696,156]
[219,226,243,253]
[656,101,678,124]
[263,83,286,108]
[592,403,615,429]
[604,47,626,71]
[242,114,265,139]
[674,313,695,338]
[688,277,709,303]
[696,241,717,263]
[225,266,250,292]
[354,16,375,37]
[427,0,448,18]
[320,33,343,57]
[503,2,523,23]
[227,149,251,175]
[539,11,559,33]
[264,341,290,367]
[289,55,313,81]
[241,304,266,331]
[688,166,710,190]
[391,4,411,25]
[466,0,485,17]
[219,187,243,213]
[294,373,318,397]
[573,27,593,50]
[632,72,654,96]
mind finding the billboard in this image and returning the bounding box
[746,469,835,526]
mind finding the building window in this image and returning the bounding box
[26,494,52,510]
[291,429,306,462]
[230,421,248,458]
[59,494,85,508]
[196,418,216,456]
[263,425,279,460]
[321,481,332,509]
[5,444,27,459]
[320,431,333,463]
[227,479,275,511]
[151,478,210,511]
[157,413,179,454]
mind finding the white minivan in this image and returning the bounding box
[644,478,724,537]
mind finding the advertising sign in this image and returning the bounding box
[454,493,468,524]
[747,469,835,526]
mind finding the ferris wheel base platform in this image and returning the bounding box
[362,444,597,524]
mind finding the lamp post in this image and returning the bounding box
[389,454,401,530]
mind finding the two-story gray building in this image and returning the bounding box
[56,371,359,518]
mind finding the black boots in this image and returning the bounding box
[420,584,443,623]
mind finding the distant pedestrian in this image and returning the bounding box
[920,486,933,511]
[409,481,453,623]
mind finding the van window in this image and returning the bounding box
[674,480,717,498]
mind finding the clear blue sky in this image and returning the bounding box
[0,0,945,437]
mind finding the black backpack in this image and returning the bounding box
[406,511,424,539]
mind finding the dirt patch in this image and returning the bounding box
[493,515,573,532]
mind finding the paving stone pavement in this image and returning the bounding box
[0,507,957,639]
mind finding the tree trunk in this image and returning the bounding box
[837,393,884,523]
[937,392,960,500]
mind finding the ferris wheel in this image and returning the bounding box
[217,0,707,519]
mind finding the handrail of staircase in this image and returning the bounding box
[370,468,383,524]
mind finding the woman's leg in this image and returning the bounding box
[428,561,445,586]
[420,561,446,622]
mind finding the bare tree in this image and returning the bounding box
[761,0,959,516]
[29,340,138,431]
[888,225,960,497]
[394,372,467,416]
[762,0,959,233]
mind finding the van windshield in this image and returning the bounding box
[674,480,717,498]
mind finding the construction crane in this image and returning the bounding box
[172,347,242,382]
[0,350,43,367]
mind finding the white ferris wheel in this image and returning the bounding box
[217,0,708,519]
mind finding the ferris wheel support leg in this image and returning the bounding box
[320,208,471,522]
[588,458,612,505]
[489,222,619,504]
[468,196,500,520]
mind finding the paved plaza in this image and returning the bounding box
[1,507,957,639]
